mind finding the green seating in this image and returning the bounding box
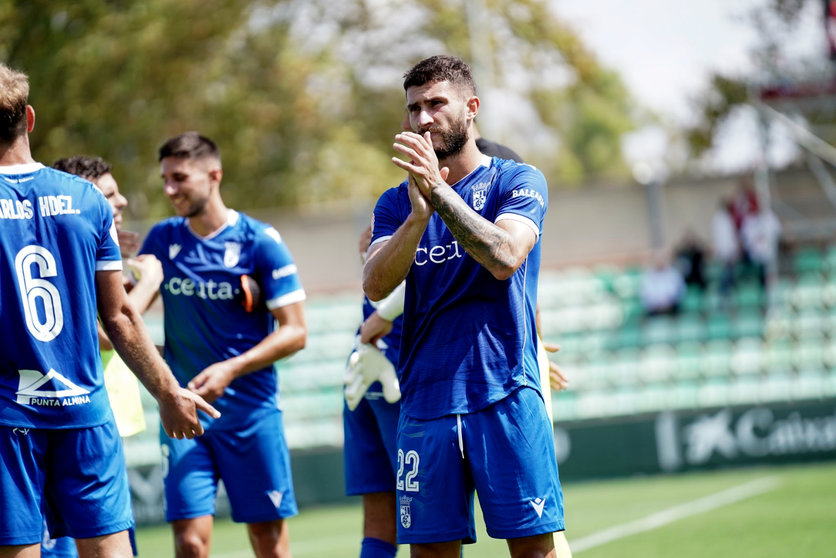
[701,340,733,377]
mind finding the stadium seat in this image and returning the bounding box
[734,281,765,309]
[706,313,733,340]
[761,371,793,403]
[697,376,730,408]
[792,246,824,276]
[642,316,676,346]
[671,379,700,409]
[732,309,765,338]
[638,344,677,382]
[729,375,761,406]
[731,337,764,375]
[792,337,827,370]
[675,341,704,379]
[791,368,827,401]
[676,314,707,344]
[701,340,733,377]
[764,339,794,373]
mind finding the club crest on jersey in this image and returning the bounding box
[472,181,489,211]
[399,495,413,529]
[169,243,182,260]
[224,242,241,268]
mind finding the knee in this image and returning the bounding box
[174,531,208,558]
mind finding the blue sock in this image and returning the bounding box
[360,537,398,558]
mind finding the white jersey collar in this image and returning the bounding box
[0,162,45,175]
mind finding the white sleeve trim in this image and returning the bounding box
[267,288,307,310]
[96,260,123,271]
[374,282,405,321]
[369,235,393,248]
[496,213,540,239]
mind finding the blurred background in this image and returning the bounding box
[5,0,836,554]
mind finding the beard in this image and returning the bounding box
[426,116,469,160]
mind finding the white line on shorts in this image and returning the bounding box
[571,475,781,553]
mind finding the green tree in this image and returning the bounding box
[683,0,835,164]
[1,0,635,221]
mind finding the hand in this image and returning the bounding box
[359,312,394,345]
[543,342,570,391]
[407,174,434,220]
[118,229,141,258]
[188,360,239,403]
[392,131,450,199]
[158,387,220,439]
[344,342,401,411]
[125,254,163,289]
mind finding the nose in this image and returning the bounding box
[416,109,434,129]
[114,192,127,210]
[163,180,178,196]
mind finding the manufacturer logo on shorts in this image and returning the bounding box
[472,181,489,211]
[16,369,90,406]
[267,490,283,509]
[399,495,413,529]
[529,497,546,518]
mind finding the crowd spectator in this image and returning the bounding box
[640,252,686,317]
[711,197,741,298]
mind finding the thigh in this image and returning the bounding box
[395,413,476,545]
[214,411,298,523]
[343,394,399,495]
[0,426,46,546]
[465,387,565,540]
[160,426,218,522]
[47,423,134,539]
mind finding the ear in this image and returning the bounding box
[465,95,480,121]
[26,105,35,133]
[208,167,223,184]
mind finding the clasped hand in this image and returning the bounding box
[392,131,449,216]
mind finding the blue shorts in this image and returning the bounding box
[343,386,399,495]
[396,387,564,544]
[41,526,77,558]
[0,422,134,546]
[161,409,298,523]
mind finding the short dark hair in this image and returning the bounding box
[403,55,476,96]
[158,131,220,163]
[0,63,30,145]
[52,155,112,180]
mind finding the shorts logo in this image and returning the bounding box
[16,369,90,406]
[472,181,489,211]
[399,495,413,529]
[529,497,546,518]
[224,242,241,268]
[267,490,283,509]
[169,243,182,259]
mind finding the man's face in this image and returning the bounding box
[160,157,219,218]
[93,172,127,229]
[405,80,471,159]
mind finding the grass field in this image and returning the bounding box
[135,461,836,557]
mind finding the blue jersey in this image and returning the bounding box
[140,210,305,429]
[370,155,547,419]
[0,164,122,428]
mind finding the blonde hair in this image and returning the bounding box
[0,63,30,145]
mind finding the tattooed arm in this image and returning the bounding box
[429,185,536,280]
[392,130,536,280]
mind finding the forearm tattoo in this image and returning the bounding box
[430,183,515,269]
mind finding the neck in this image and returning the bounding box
[188,199,230,237]
[438,138,484,184]
[0,136,36,166]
